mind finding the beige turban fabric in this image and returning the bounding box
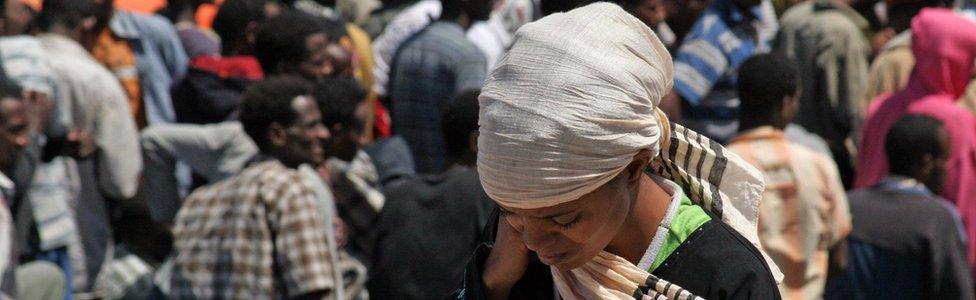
[477,3,781,299]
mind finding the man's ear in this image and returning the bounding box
[920,153,935,178]
[468,130,480,156]
[244,21,259,49]
[268,123,287,147]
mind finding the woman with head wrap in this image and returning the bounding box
[451,3,781,300]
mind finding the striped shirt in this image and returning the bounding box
[727,126,851,299]
[388,21,487,174]
[673,0,768,142]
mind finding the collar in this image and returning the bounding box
[38,34,93,59]
[711,0,762,25]
[430,20,467,37]
[0,171,12,191]
[813,0,869,31]
[728,125,786,144]
[637,174,686,271]
[880,30,912,53]
[875,175,933,196]
[109,10,142,40]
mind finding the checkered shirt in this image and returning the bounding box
[170,160,335,299]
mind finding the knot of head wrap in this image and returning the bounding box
[477,2,673,210]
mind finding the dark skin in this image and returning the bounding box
[441,0,496,30]
[622,0,669,29]
[483,149,673,300]
[0,98,29,174]
[901,128,950,195]
[266,95,331,169]
[276,32,354,81]
[1,0,32,35]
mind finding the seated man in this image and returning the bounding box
[825,115,975,299]
[368,90,494,299]
[169,76,336,299]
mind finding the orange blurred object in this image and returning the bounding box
[19,0,40,11]
[114,0,167,12]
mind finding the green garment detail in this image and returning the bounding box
[649,194,712,272]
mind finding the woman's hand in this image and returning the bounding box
[483,218,530,300]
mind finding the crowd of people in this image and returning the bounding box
[0,0,974,298]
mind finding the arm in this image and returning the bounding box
[822,157,852,272]
[93,78,142,200]
[272,176,339,299]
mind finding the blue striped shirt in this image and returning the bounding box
[673,0,768,142]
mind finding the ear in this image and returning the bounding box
[268,123,287,147]
[244,21,259,48]
[920,153,936,177]
[468,130,480,156]
[81,16,97,32]
[626,149,654,185]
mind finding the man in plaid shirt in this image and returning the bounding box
[169,76,336,299]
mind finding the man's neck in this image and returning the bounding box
[45,24,84,44]
[605,175,672,265]
[442,14,473,30]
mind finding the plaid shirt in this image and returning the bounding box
[170,160,336,299]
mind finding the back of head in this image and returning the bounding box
[737,53,798,127]
[885,114,945,176]
[313,76,367,132]
[38,0,98,31]
[442,89,480,163]
[254,11,325,75]
[239,75,311,151]
[212,0,269,50]
[910,8,976,98]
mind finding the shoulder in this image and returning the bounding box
[655,220,779,298]
[778,1,814,25]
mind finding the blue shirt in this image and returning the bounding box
[389,21,487,174]
[111,10,189,126]
[673,0,767,142]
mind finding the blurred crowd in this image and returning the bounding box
[0,0,973,299]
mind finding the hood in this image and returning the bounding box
[909,8,976,99]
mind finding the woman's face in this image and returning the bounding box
[499,172,636,271]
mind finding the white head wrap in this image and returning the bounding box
[478,2,673,209]
[477,3,782,298]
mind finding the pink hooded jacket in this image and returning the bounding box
[855,8,976,271]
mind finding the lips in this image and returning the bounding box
[538,251,567,265]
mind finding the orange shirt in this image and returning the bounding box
[91,29,146,128]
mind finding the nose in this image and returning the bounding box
[519,218,558,253]
[315,123,331,141]
[14,134,28,148]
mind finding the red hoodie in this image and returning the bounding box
[856,8,976,274]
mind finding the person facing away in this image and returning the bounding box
[368,90,495,299]
[169,76,337,299]
[726,54,851,300]
[657,0,769,143]
[387,0,491,174]
[854,8,976,278]
[36,0,143,292]
[86,0,189,128]
[170,0,273,125]
[826,115,975,300]
[452,4,780,300]
[773,0,870,188]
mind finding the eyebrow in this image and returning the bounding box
[499,207,577,219]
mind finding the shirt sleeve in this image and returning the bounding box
[269,176,336,298]
[92,76,142,200]
[672,16,731,105]
[819,155,852,246]
[453,48,488,95]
